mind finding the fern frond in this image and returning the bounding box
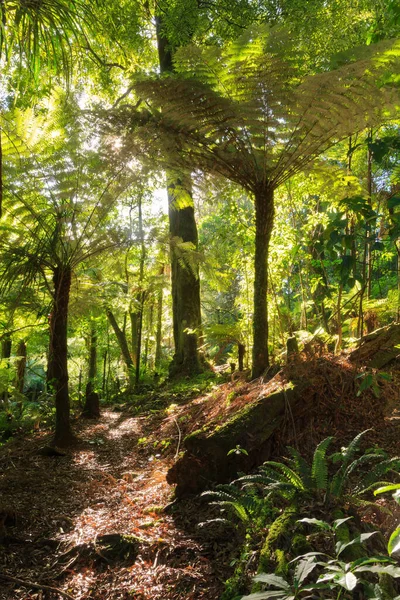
[287,446,312,488]
[358,457,400,492]
[345,453,384,478]
[115,32,400,197]
[339,429,373,466]
[311,436,333,490]
[263,461,306,490]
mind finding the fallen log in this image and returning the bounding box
[167,384,303,497]
[349,323,400,369]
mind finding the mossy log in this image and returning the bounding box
[349,323,400,368]
[167,385,301,497]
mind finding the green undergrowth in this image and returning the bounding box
[117,371,226,414]
[0,371,225,447]
[203,431,400,599]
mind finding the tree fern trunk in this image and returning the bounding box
[48,265,75,447]
[155,267,164,368]
[1,333,11,407]
[252,187,275,378]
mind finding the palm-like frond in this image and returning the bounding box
[287,446,312,489]
[263,461,306,491]
[0,0,95,81]
[112,29,400,196]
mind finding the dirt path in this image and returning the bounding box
[0,410,231,600]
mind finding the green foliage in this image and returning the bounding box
[0,0,96,86]
[202,484,272,528]
[243,519,400,600]
[237,431,400,507]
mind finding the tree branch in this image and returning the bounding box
[0,572,75,600]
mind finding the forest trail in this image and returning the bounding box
[0,409,229,600]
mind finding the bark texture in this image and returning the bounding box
[47,265,75,447]
[1,334,11,405]
[156,16,203,377]
[15,340,27,394]
[168,183,202,375]
[252,187,275,378]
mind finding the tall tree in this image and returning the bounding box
[155,15,203,376]
[108,29,400,376]
[0,105,133,444]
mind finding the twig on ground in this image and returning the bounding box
[0,571,75,600]
[173,417,182,458]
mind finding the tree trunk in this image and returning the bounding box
[168,181,203,375]
[15,340,27,394]
[156,16,203,377]
[155,268,164,368]
[47,265,75,447]
[366,133,373,300]
[106,308,134,387]
[135,292,145,389]
[130,309,139,366]
[82,324,100,418]
[1,334,11,406]
[1,335,11,360]
[238,343,245,371]
[252,187,275,378]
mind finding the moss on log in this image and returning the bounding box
[167,385,301,497]
[349,323,400,368]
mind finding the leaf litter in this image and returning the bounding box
[1,352,400,599]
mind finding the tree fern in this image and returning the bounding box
[107,27,400,376]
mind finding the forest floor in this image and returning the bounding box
[0,403,238,600]
[1,353,400,600]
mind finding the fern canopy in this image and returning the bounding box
[114,27,400,194]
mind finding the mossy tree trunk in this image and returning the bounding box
[168,180,202,375]
[0,126,3,218]
[155,266,164,368]
[47,264,75,447]
[156,16,203,377]
[252,186,275,378]
[238,342,245,371]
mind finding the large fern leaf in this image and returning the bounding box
[287,446,312,489]
[311,436,333,490]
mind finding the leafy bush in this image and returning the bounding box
[242,518,400,600]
